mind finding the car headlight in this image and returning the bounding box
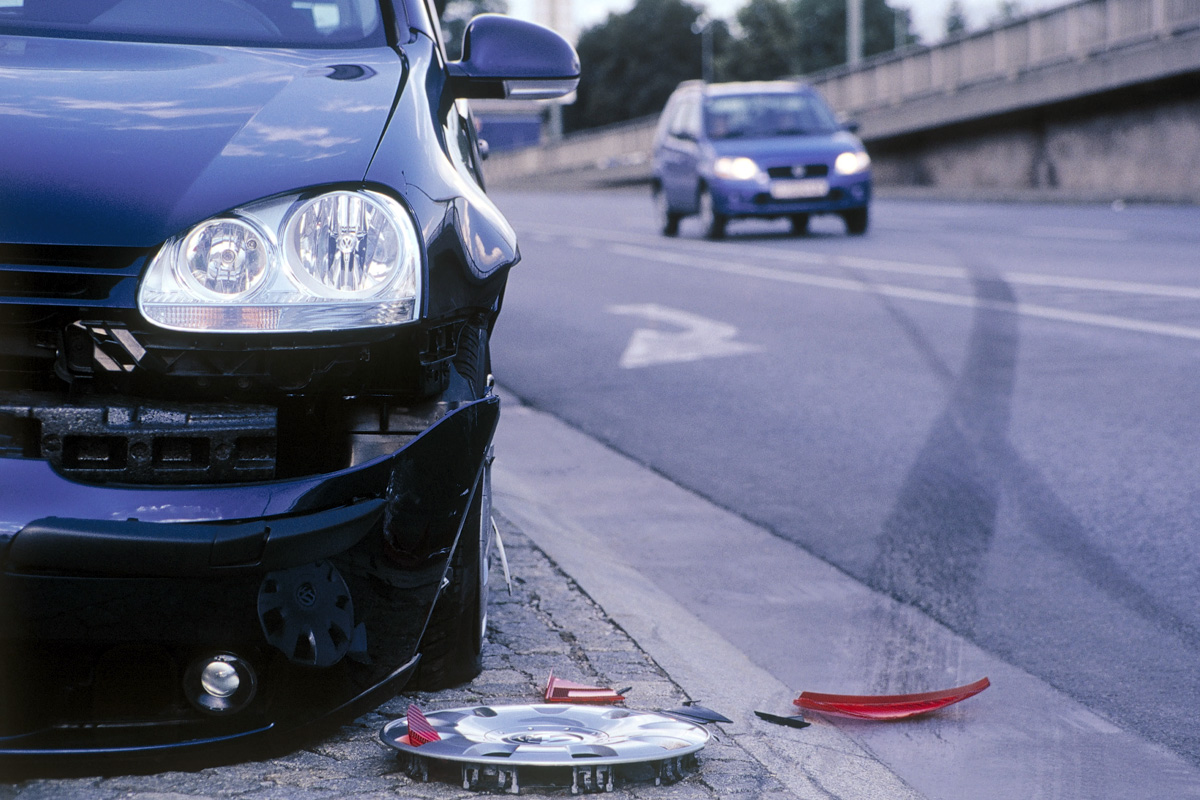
[139,189,421,333]
[834,151,871,175]
[713,156,761,181]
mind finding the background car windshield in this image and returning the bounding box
[704,93,840,140]
[0,0,386,48]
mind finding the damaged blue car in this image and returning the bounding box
[0,0,577,773]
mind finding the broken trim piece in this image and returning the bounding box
[664,705,733,725]
[544,672,626,704]
[793,676,991,720]
[754,710,810,729]
[406,704,441,746]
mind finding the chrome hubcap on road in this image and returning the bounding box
[382,704,709,793]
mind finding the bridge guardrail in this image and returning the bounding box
[810,0,1200,118]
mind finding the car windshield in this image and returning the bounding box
[0,0,386,48]
[704,92,840,140]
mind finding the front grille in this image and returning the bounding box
[0,271,130,301]
[0,244,146,270]
[0,244,147,308]
[766,164,830,178]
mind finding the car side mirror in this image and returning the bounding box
[447,14,580,100]
[842,120,861,134]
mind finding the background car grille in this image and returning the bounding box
[766,164,830,178]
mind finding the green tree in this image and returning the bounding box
[720,0,803,80]
[719,0,918,80]
[892,6,919,48]
[944,0,969,36]
[565,0,722,132]
[989,0,1024,25]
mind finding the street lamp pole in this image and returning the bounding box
[692,14,714,82]
[847,0,863,65]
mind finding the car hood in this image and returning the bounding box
[0,35,403,247]
[710,130,864,164]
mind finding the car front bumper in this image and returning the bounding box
[709,175,871,217]
[0,395,499,775]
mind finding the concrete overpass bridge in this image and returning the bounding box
[484,0,1200,202]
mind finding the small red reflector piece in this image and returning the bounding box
[544,671,626,704]
[794,676,990,720]
[406,703,441,746]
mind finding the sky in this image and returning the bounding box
[506,0,1068,49]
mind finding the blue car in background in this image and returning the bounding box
[0,0,576,773]
[652,80,872,239]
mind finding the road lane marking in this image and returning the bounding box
[607,243,1200,342]
[608,304,762,368]
[999,271,1200,299]
[525,222,1200,301]
[1023,225,1130,242]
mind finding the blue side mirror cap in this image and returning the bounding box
[447,14,580,100]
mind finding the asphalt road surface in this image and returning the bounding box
[487,189,1200,789]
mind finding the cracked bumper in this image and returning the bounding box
[0,396,499,774]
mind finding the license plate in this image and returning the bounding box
[770,178,829,199]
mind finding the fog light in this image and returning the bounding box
[186,653,257,714]
[201,660,240,698]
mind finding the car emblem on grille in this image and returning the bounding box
[791,165,807,178]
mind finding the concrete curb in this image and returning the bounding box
[493,393,922,800]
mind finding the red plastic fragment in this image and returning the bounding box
[406,703,441,746]
[544,671,626,704]
[794,677,990,720]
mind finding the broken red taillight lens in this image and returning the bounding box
[794,677,990,720]
[405,703,441,746]
[544,671,626,704]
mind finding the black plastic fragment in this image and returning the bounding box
[754,710,811,729]
[662,705,733,724]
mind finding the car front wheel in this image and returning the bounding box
[698,187,727,240]
[655,186,680,237]
[843,207,869,235]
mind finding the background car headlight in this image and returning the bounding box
[834,151,871,175]
[713,156,761,181]
[139,189,421,333]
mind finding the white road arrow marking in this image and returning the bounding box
[608,304,761,369]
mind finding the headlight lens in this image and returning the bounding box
[835,150,871,175]
[139,189,421,333]
[286,192,404,298]
[181,219,271,301]
[713,156,761,181]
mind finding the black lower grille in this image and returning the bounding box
[0,393,277,484]
[753,188,842,204]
